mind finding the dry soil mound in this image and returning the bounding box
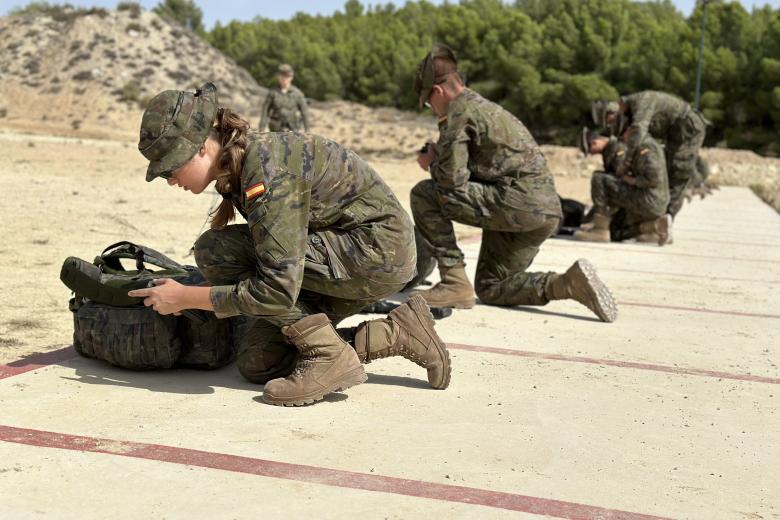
[0,6,265,140]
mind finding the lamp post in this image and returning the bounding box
[694,0,711,111]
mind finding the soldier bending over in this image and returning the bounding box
[130,83,450,406]
[595,91,707,218]
[575,127,672,245]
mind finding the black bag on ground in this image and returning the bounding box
[70,297,182,370]
[176,313,235,369]
[62,242,235,371]
[560,197,586,228]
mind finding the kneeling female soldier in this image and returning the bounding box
[130,83,451,405]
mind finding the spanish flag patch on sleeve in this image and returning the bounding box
[245,182,266,200]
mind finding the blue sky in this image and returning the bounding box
[1,0,778,29]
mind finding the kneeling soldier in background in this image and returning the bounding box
[409,45,618,323]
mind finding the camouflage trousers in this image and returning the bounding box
[194,224,409,384]
[666,112,706,216]
[411,179,560,307]
[591,172,668,239]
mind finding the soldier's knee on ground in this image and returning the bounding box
[236,342,298,384]
[233,316,298,384]
[474,282,500,305]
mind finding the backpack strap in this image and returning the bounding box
[97,241,184,272]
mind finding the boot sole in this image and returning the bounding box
[406,295,452,389]
[261,366,368,407]
[571,259,618,323]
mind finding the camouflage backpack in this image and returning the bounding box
[60,242,235,371]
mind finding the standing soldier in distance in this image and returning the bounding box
[409,44,618,323]
[259,64,310,133]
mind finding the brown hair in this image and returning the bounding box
[209,108,250,230]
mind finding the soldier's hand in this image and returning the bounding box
[417,142,437,172]
[620,174,638,186]
[128,278,187,316]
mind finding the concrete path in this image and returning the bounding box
[1,187,778,519]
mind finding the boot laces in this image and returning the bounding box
[292,358,313,376]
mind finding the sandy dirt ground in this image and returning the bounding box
[1,129,779,519]
[0,129,486,363]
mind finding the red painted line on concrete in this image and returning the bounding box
[0,425,669,520]
[0,346,75,381]
[618,301,780,320]
[448,344,780,385]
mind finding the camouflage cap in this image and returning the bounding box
[591,99,619,129]
[278,64,294,76]
[414,43,458,109]
[138,82,218,182]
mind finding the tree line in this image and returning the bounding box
[10,0,780,154]
[206,0,779,154]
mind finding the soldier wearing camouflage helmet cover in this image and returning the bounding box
[612,91,707,218]
[409,44,618,323]
[259,64,310,133]
[131,82,452,406]
[575,126,672,246]
[591,100,621,135]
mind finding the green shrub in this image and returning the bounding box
[117,1,142,18]
[120,80,141,102]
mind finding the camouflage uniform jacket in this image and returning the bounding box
[259,86,310,132]
[210,132,414,318]
[601,136,625,174]
[624,134,670,213]
[622,90,692,158]
[431,88,561,218]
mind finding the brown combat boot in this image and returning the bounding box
[410,264,475,309]
[354,295,451,389]
[546,259,618,322]
[639,214,673,246]
[262,314,366,406]
[573,214,611,242]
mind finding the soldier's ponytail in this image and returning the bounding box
[210,108,249,230]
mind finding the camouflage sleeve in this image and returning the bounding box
[259,92,272,131]
[632,143,667,189]
[209,167,310,319]
[625,94,656,157]
[602,137,623,174]
[298,90,310,132]
[431,114,471,189]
